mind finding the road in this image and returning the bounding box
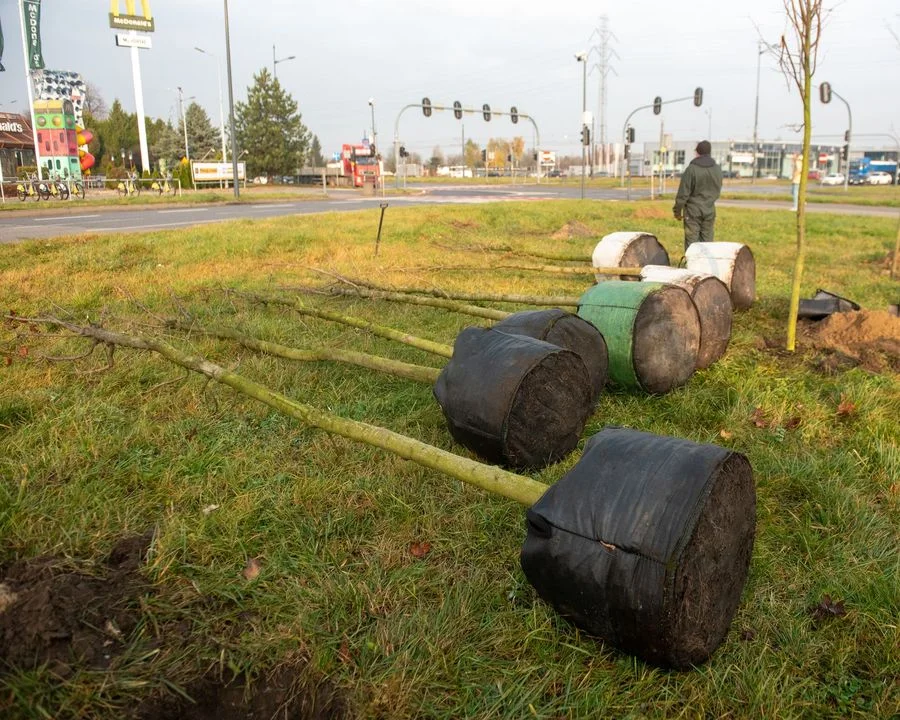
[1,183,896,243]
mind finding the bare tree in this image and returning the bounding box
[777,0,827,351]
[82,81,109,120]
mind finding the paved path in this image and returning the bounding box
[1,183,895,243]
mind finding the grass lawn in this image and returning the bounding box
[0,200,898,718]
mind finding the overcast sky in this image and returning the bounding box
[1,0,898,158]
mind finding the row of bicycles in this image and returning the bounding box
[115,171,177,197]
[16,173,85,202]
[14,171,178,201]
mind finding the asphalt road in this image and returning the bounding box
[1,182,896,243]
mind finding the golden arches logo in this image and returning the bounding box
[110,1,152,19]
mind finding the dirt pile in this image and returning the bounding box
[803,310,900,373]
[0,532,152,676]
[132,666,348,720]
[551,221,594,240]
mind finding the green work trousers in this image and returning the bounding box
[683,209,716,250]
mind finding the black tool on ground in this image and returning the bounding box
[433,328,594,470]
[521,426,756,669]
[374,202,389,256]
[493,309,609,402]
[797,288,861,320]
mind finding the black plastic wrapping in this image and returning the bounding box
[520,426,756,668]
[433,328,594,470]
[493,309,609,402]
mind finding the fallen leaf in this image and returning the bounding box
[104,619,123,639]
[409,541,432,559]
[338,639,353,665]
[740,628,756,642]
[810,594,846,621]
[750,407,769,428]
[0,584,18,614]
[17,346,28,358]
[241,557,261,580]
[201,504,220,515]
[836,394,857,417]
[3,356,11,367]
[719,429,733,440]
[784,416,802,430]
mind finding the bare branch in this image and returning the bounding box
[42,340,102,363]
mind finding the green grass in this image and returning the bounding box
[1,201,898,718]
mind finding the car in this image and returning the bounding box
[867,171,893,186]
[820,173,845,186]
[807,170,821,181]
[848,174,866,186]
[548,169,562,178]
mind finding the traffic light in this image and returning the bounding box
[481,149,487,162]
[624,145,631,159]
[693,87,703,107]
[653,96,662,115]
[482,104,492,122]
[819,82,832,104]
[453,100,462,120]
[841,144,848,161]
[422,97,432,117]
[580,126,590,146]
[844,129,850,142]
[507,153,512,163]
[533,151,538,161]
[399,146,407,158]
[626,126,635,144]
[510,106,518,124]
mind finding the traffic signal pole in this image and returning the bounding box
[392,102,541,188]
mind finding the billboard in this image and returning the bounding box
[191,162,247,183]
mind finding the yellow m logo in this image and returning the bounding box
[110,0,152,19]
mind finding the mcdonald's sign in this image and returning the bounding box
[109,0,154,32]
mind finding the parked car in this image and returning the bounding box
[548,169,562,178]
[820,173,845,186]
[807,170,821,181]
[867,171,893,186]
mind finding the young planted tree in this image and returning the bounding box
[778,0,826,351]
[235,68,311,178]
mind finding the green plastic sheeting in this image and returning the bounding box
[576,281,666,390]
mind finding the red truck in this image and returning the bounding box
[341,142,380,187]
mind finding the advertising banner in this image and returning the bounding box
[32,70,87,127]
[191,162,247,183]
[23,0,44,70]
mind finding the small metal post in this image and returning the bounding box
[375,202,389,256]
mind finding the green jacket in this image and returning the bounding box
[673,155,723,216]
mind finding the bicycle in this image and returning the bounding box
[47,172,70,201]
[16,173,49,202]
[116,171,141,197]
[70,179,86,200]
[150,171,176,196]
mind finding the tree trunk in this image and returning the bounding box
[27,317,548,507]
[169,320,441,384]
[314,286,511,320]
[240,292,455,358]
[785,23,813,351]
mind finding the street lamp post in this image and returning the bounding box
[195,47,228,163]
[751,41,776,184]
[368,98,377,149]
[177,86,190,161]
[224,0,239,198]
[576,51,587,200]
[705,108,712,140]
[272,44,296,79]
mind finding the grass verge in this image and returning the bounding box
[0,200,898,718]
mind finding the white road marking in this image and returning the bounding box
[33,214,100,222]
[247,203,295,209]
[84,221,202,232]
[158,208,209,214]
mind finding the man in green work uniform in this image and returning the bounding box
[673,141,723,250]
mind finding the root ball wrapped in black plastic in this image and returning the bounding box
[492,309,609,402]
[433,328,595,470]
[520,426,756,669]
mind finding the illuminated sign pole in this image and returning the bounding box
[110,1,154,173]
[18,0,44,180]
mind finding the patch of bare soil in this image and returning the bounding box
[632,206,670,220]
[0,535,352,718]
[0,532,153,677]
[132,666,348,720]
[802,310,900,373]
[551,221,594,240]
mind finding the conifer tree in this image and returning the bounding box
[234,68,310,177]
